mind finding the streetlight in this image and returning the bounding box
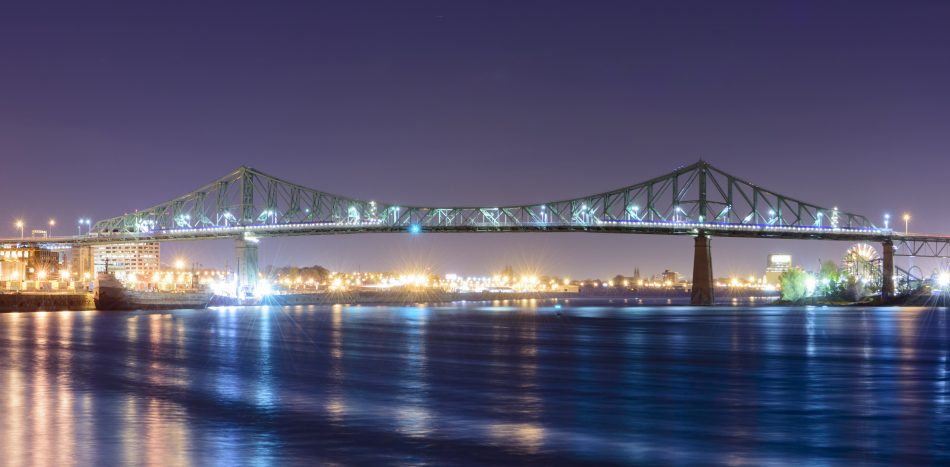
[15,220,23,239]
[49,219,55,237]
[884,213,890,230]
[903,213,911,234]
[78,218,91,235]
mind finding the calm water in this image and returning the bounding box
[1,301,949,466]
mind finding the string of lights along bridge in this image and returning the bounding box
[5,160,949,305]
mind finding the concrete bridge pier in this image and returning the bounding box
[235,237,259,296]
[691,233,714,306]
[74,246,93,284]
[881,240,894,300]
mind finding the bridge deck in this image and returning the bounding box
[0,221,921,243]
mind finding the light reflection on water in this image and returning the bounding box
[0,303,948,465]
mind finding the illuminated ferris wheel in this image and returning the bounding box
[843,243,880,282]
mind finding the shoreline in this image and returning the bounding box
[0,292,95,312]
[219,290,780,308]
[12,290,942,311]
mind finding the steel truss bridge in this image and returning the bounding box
[6,160,950,304]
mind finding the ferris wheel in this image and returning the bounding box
[843,243,880,282]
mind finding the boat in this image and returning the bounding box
[94,272,213,310]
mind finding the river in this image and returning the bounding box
[1,300,948,465]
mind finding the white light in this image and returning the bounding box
[805,276,817,296]
[255,280,274,297]
[937,272,950,289]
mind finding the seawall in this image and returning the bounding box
[0,293,95,312]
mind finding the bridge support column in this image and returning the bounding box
[71,246,94,291]
[235,237,259,296]
[882,240,894,300]
[691,233,714,306]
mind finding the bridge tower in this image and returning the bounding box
[235,237,259,296]
[691,233,714,305]
[881,240,894,300]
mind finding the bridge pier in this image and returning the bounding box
[690,233,714,306]
[882,240,894,300]
[73,246,93,285]
[235,237,259,296]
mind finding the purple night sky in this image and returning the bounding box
[1,1,948,278]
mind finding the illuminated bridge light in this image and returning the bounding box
[408,224,422,235]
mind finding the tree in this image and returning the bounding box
[819,260,839,283]
[843,274,867,301]
[818,260,841,296]
[779,267,807,301]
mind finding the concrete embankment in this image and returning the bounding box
[0,293,95,312]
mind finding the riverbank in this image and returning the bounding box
[772,289,946,307]
[215,291,581,307]
[0,292,95,312]
[0,289,782,311]
[218,289,779,307]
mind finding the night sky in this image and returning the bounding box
[2,1,948,278]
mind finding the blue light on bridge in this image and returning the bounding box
[408,224,422,235]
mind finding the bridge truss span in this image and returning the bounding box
[893,236,950,258]
[91,160,882,240]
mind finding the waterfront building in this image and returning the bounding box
[0,245,64,281]
[93,242,160,279]
[554,283,580,293]
[765,254,792,285]
[657,269,679,285]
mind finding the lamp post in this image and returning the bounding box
[49,219,55,237]
[903,213,910,235]
[15,220,23,239]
